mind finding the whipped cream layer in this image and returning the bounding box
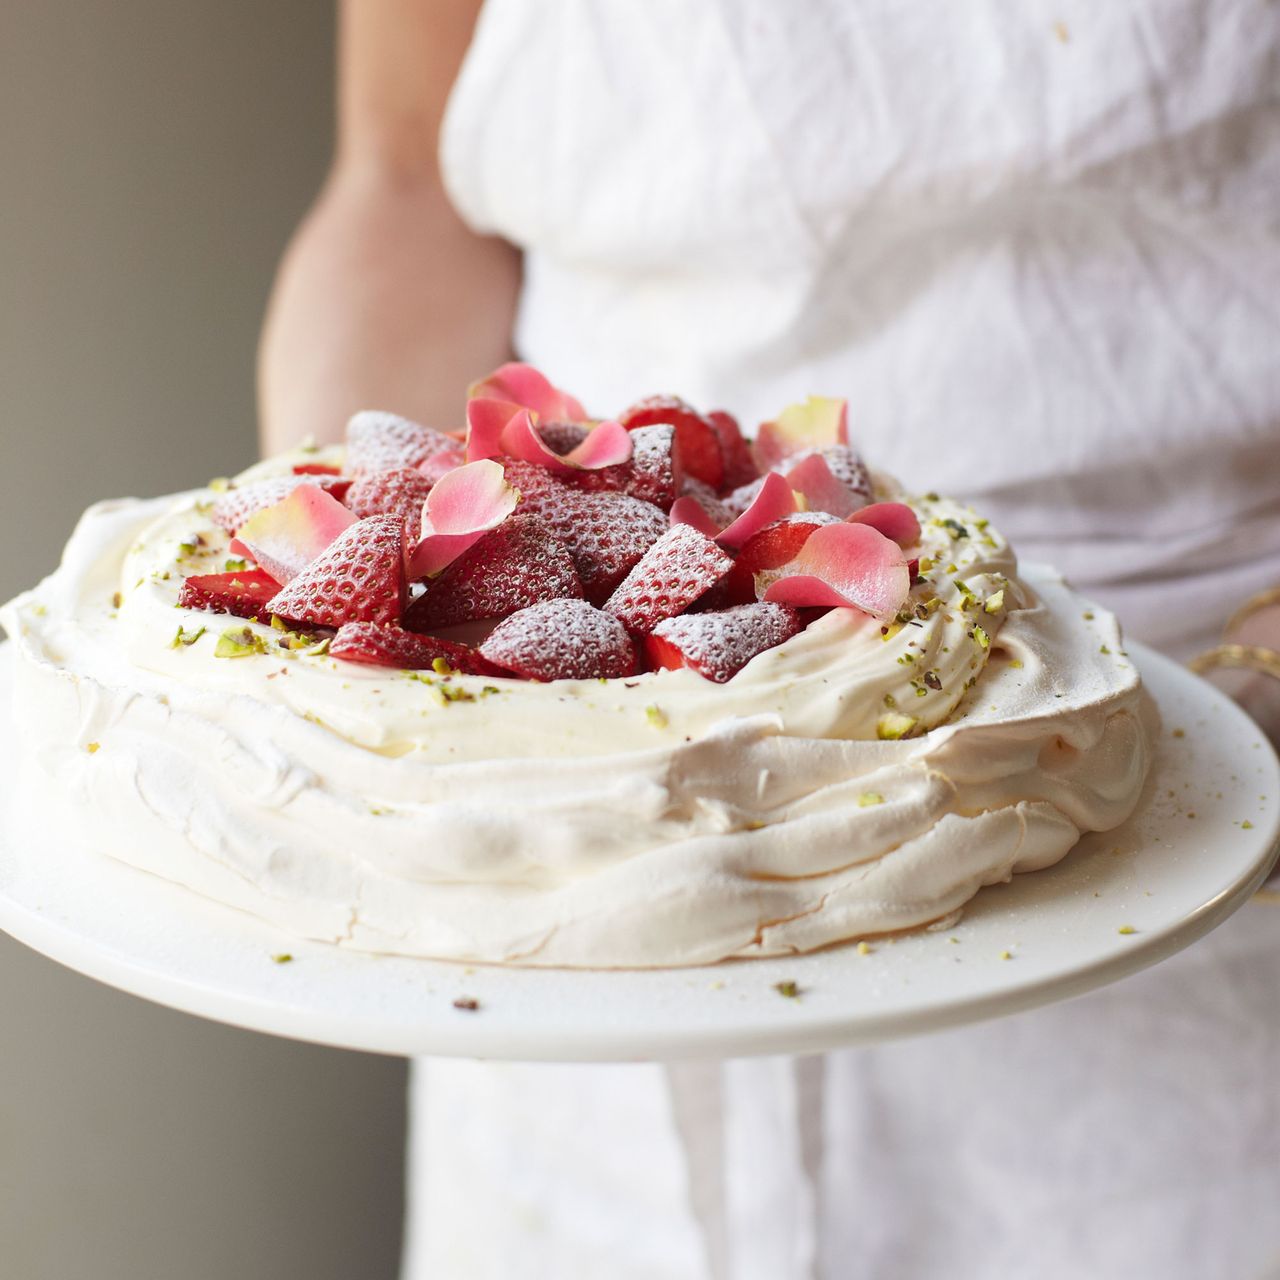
[1,458,1151,967]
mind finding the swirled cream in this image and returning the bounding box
[1,451,1151,967]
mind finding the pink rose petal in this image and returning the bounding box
[753,396,849,471]
[468,362,587,423]
[715,471,798,550]
[846,501,921,548]
[465,397,523,462]
[763,522,909,618]
[419,445,467,484]
[235,485,357,585]
[668,495,724,538]
[784,452,861,518]
[409,459,519,577]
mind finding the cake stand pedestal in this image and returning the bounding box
[0,642,1276,1061]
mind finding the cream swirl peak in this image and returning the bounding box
[0,373,1151,966]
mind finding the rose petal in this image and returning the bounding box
[668,496,723,538]
[782,452,862,518]
[235,485,357,585]
[465,397,523,462]
[420,458,519,537]
[754,396,849,471]
[418,445,467,485]
[410,459,519,577]
[846,501,921,548]
[468,362,587,423]
[715,471,798,550]
[763,522,909,618]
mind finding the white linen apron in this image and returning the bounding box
[404,3,1280,1276]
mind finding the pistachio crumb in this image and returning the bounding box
[86,742,101,754]
[856,941,872,956]
[858,792,884,808]
[774,980,800,999]
[645,704,668,728]
[1242,820,1254,830]
[999,950,1013,961]
[271,953,293,964]
[1117,925,1136,936]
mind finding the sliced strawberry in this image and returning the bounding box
[721,477,764,518]
[536,421,590,455]
[345,411,458,476]
[292,463,343,476]
[210,476,348,534]
[178,569,281,619]
[405,513,582,629]
[574,424,681,509]
[708,410,758,492]
[619,395,724,490]
[721,513,840,604]
[519,486,669,604]
[679,476,735,527]
[604,524,734,634]
[646,602,803,683]
[266,515,407,628]
[479,599,637,681]
[330,622,499,674]
[501,458,569,503]
[345,467,435,528]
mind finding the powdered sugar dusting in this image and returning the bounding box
[480,599,637,681]
[650,602,803,683]
[345,411,458,476]
[604,524,734,633]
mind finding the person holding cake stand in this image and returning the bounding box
[261,3,1280,1277]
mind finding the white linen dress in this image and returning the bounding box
[403,3,1280,1277]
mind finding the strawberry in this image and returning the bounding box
[574,424,681,510]
[646,602,803,683]
[519,486,669,604]
[405,513,582,629]
[330,622,499,674]
[178,568,281,618]
[501,458,569,503]
[345,411,458,476]
[535,421,590,454]
[619,395,724,490]
[211,476,348,534]
[708,410,758,492]
[604,524,734,634]
[721,513,839,604]
[292,463,344,476]
[344,467,434,528]
[266,514,407,628]
[479,599,637,681]
[679,475,734,527]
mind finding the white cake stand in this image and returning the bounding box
[0,642,1276,1062]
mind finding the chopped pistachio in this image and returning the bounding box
[112,591,123,609]
[883,692,897,708]
[270,614,288,631]
[1009,658,1024,669]
[1000,950,1013,960]
[452,996,480,1012]
[856,940,873,956]
[224,558,248,572]
[773,980,800,999]
[177,541,198,558]
[215,626,267,659]
[300,637,331,657]
[271,953,293,964]
[1242,820,1255,830]
[896,652,916,665]
[917,556,935,572]
[923,670,942,691]
[858,792,884,807]
[1100,644,1111,655]
[973,625,990,649]
[924,491,940,502]
[85,742,101,754]
[431,656,456,676]
[208,477,231,493]
[1117,925,1136,936]
[881,621,904,642]
[32,603,47,617]
[984,589,1005,614]
[170,624,206,649]
[645,704,669,728]
[744,819,766,831]
[877,712,918,741]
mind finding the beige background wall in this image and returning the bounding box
[1,4,407,1277]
